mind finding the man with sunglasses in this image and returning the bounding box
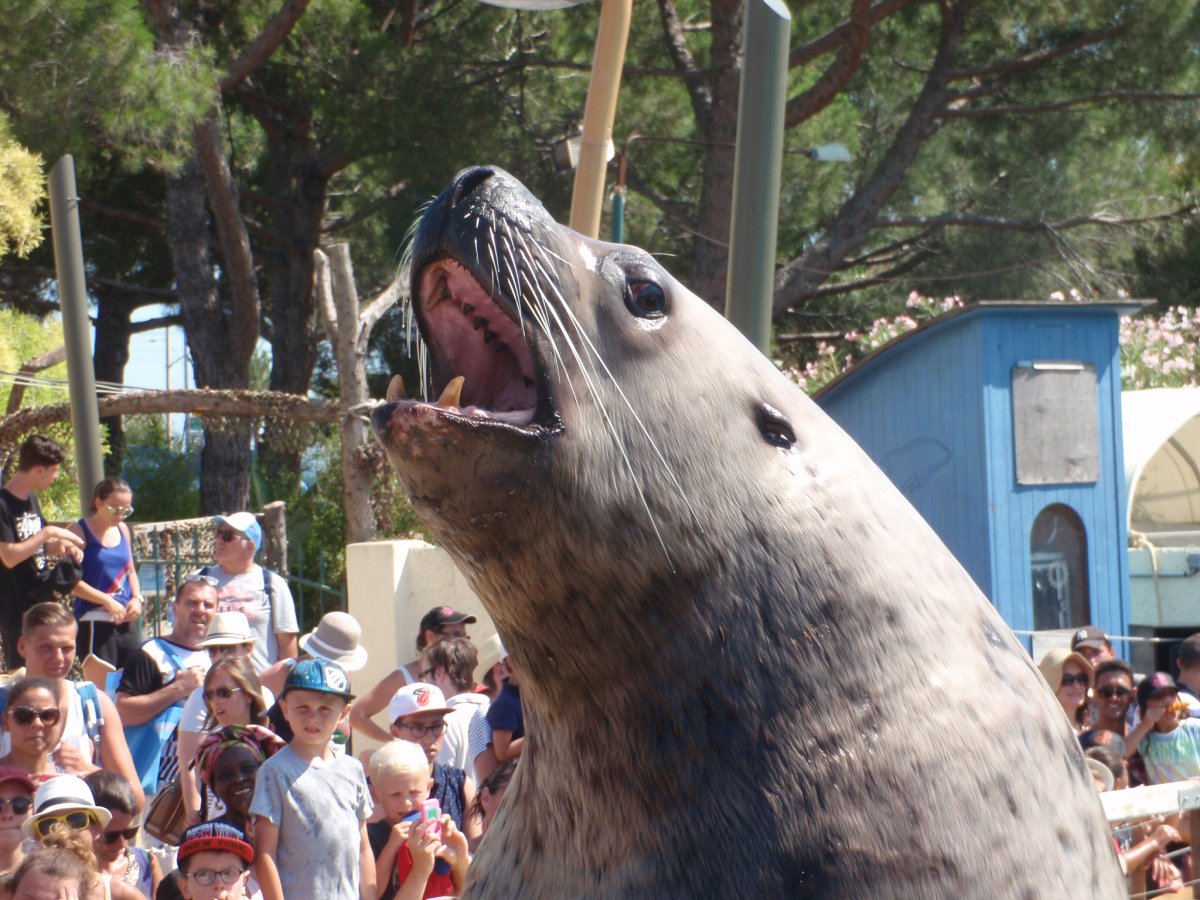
[0,435,85,668]
[201,512,298,674]
[117,576,216,797]
[7,602,145,811]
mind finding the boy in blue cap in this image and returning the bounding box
[251,658,375,900]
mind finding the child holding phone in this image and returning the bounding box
[367,740,470,900]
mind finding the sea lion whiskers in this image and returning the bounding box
[511,261,677,564]
[527,250,698,528]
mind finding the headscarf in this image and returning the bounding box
[192,725,285,791]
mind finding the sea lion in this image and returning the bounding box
[371,166,1125,898]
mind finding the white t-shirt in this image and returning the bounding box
[439,691,489,783]
[203,565,299,673]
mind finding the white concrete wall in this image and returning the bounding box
[345,540,495,753]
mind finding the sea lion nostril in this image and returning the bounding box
[757,403,796,448]
[450,166,495,207]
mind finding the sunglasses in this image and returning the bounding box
[0,797,32,814]
[215,529,246,543]
[102,826,139,844]
[104,505,134,517]
[1059,673,1089,688]
[9,706,61,727]
[34,811,95,837]
[182,572,219,587]
[1098,686,1132,700]
[204,686,243,702]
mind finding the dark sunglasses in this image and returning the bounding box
[0,797,32,814]
[203,686,243,702]
[102,826,139,844]
[1098,686,1132,699]
[34,811,94,837]
[215,529,245,543]
[1059,673,1089,688]
[9,706,61,727]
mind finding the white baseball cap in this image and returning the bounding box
[387,683,454,723]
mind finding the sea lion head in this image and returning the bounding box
[373,165,809,619]
[371,167,1125,897]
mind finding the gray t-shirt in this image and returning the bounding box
[203,564,298,672]
[249,745,372,900]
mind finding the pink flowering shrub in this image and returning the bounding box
[784,292,1200,395]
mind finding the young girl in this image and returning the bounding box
[84,770,161,898]
[67,477,143,669]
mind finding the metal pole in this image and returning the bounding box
[48,155,104,512]
[568,0,632,238]
[723,0,791,353]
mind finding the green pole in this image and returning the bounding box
[48,155,104,512]
[723,0,791,353]
[611,189,626,243]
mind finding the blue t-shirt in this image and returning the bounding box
[486,681,523,739]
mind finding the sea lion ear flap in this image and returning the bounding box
[756,403,797,449]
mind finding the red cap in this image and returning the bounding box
[0,766,35,793]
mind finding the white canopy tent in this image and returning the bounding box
[1123,388,1200,541]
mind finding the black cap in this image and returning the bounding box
[419,606,477,632]
[1071,625,1109,652]
[1137,671,1178,710]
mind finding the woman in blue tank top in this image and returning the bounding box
[66,477,144,668]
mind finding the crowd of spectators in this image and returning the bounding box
[0,434,524,898]
[1038,623,1200,893]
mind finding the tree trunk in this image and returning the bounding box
[313,245,403,545]
[242,85,326,495]
[688,0,742,308]
[164,156,253,513]
[92,288,134,476]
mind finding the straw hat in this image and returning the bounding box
[198,611,255,648]
[474,633,507,686]
[299,612,368,672]
[23,775,111,838]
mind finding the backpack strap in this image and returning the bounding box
[76,681,104,745]
[261,568,275,612]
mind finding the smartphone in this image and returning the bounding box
[421,799,442,836]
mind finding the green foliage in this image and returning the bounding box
[120,416,201,522]
[0,114,43,259]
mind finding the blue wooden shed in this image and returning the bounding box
[815,301,1143,645]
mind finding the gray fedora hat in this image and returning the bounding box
[299,611,368,671]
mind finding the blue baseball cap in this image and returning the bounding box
[281,657,354,701]
[212,513,263,552]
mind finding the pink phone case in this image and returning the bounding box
[422,799,442,836]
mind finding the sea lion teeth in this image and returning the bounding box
[385,374,406,403]
[473,316,486,331]
[483,329,497,343]
[427,274,452,310]
[436,376,465,408]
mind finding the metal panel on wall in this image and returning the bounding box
[1012,363,1099,485]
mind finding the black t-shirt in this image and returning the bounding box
[117,639,198,696]
[367,818,400,900]
[0,488,46,611]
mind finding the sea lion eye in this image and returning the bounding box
[624,281,667,318]
[757,404,796,449]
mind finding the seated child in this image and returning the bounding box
[367,740,470,900]
[250,658,375,900]
[176,821,256,900]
